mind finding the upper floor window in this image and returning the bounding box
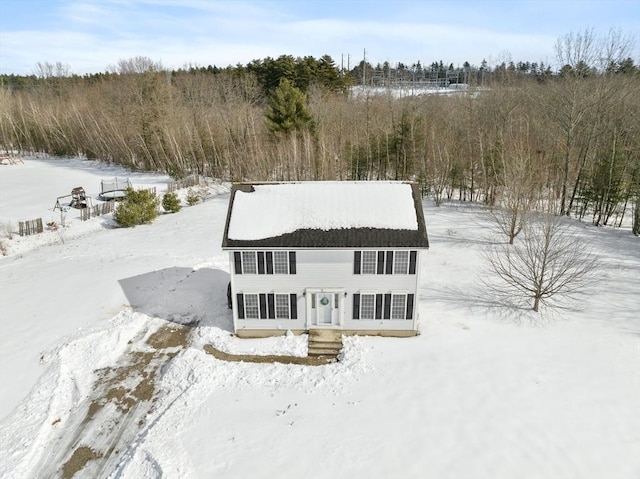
[394,251,409,274]
[361,251,377,274]
[273,251,289,274]
[354,250,417,275]
[241,251,257,274]
[234,251,296,275]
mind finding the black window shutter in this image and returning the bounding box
[290,293,297,319]
[385,251,394,275]
[354,251,361,274]
[266,252,274,274]
[375,294,383,319]
[234,252,242,274]
[377,251,385,274]
[383,293,391,319]
[259,294,267,319]
[267,293,275,319]
[257,252,265,274]
[409,251,417,275]
[353,294,360,319]
[406,294,414,320]
[236,293,244,319]
[289,252,296,274]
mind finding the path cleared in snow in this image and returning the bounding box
[33,321,193,479]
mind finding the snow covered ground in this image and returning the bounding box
[0,156,638,478]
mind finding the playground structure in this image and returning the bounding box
[99,177,131,201]
[54,186,92,211]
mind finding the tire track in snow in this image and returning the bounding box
[30,322,194,479]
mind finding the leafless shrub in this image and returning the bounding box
[185,188,201,206]
[1,221,14,240]
[196,185,211,201]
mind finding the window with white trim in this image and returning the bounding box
[360,293,375,319]
[236,292,298,320]
[273,251,289,274]
[234,251,296,275]
[275,293,291,319]
[393,251,409,274]
[354,250,417,275]
[361,251,377,275]
[353,292,414,320]
[391,294,407,319]
[244,293,260,319]
[241,251,257,274]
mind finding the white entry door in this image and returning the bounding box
[312,291,340,326]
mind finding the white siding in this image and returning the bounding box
[229,249,421,332]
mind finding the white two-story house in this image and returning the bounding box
[221,181,429,338]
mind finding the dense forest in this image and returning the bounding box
[1,29,639,233]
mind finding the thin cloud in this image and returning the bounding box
[0,0,637,75]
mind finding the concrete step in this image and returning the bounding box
[309,339,342,349]
[307,329,342,358]
[307,344,342,354]
[308,329,342,342]
[308,347,342,356]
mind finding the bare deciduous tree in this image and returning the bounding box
[1,44,637,232]
[108,56,163,74]
[485,214,597,312]
[34,61,71,78]
[490,116,542,243]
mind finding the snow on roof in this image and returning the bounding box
[227,182,419,241]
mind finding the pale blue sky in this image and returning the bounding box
[0,0,638,75]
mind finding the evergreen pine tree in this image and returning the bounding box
[162,192,181,213]
[113,187,160,227]
[265,78,313,137]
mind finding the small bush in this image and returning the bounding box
[1,221,14,240]
[114,187,160,227]
[196,185,211,201]
[162,192,182,213]
[185,188,200,206]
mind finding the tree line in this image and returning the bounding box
[0,29,638,233]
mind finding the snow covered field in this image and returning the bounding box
[0,156,638,478]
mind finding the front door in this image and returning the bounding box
[310,291,341,327]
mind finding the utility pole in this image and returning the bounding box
[363,48,366,86]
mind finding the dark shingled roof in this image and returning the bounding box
[221,182,429,249]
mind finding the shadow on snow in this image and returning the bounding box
[118,267,233,332]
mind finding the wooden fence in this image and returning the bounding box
[19,218,43,236]
[80,201,116,221]
[139,186,157,195]
[167,174,201,192]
